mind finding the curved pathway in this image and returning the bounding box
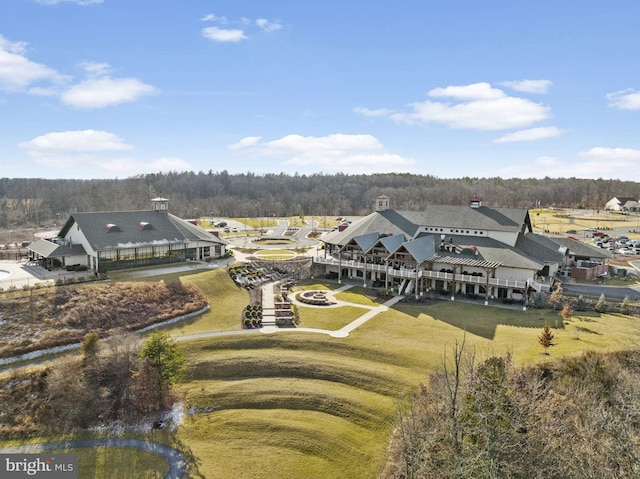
[0,438,186,479]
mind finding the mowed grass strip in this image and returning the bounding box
[159,269,247,336]
[179,409,390,479]
[176,334,411,478]
[297,304,367,329]
[180,377,393,428]
[182,341,415,396]
[45,447,168,479]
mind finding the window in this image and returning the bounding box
[105,224,121,233]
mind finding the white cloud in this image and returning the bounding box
[19,130,133,153]
[352,106,395,117]
[61,76,157,108]
[228,133,416,173]
[0,35,67,92]
[500,79,552,94]
[35,0,103,5]
[607,89,640,110]
[428,82,506,100]
[256,18,283,32]
[227,136,262,150]
[19,130,133,169]
[579,147,640,161]
[494,148,640,180]
[360,82,551,131]
[202,27,247,43]
[201,13,227,24]
[492,126,565,144]
[18,130,187,175]
[80,61,112,77]
[0,35,155,109]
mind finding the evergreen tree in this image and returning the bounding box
[538,324,554,354]
[620,296,630,315]
[595,293,607,313]
[139,331,185,394]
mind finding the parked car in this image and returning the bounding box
[223,227,230,233]
[231,227,239,233]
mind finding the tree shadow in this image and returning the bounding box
[395,302,566,340]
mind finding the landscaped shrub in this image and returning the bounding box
[573,294,587,312]
[595,293,608,313]
[620,296,630,315]
[531,291,546,309]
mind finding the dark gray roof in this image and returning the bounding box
[28,239,87,258]
[550,237,612,259]
[323,210,418,246]
[324,204,529,248]
[515,233,565,263]
[58,210,226,251]
[419,204,529,232]
[395,235,437,263]
[434,234,544,270]
[378,234,406,254]
[351,232,381,253]
[612,196,637,204]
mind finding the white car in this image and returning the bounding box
[231,227,239,233]
[618,248,635,255]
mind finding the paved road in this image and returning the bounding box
[562,283,640,301]
[0,438,187,479]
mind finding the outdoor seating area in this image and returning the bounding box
[296,290,336,306]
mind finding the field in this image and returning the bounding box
[3,267,640,478]
[167,272,640,478]
[529,207,640,238]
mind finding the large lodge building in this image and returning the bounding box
[314,195,611,307]
[27,198,227,273]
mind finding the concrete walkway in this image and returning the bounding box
[0,439,187,479]
[259,282,404,338]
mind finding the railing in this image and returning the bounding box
[313,256,528,289]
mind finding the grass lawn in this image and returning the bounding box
[530,208,640,238]
[169,279,640,478]
[8,269,640,478]
[70,447,168,479]
[297,304,369,330]
[0,431,175,479]
[335,287,384,306]
[254,249,297,260]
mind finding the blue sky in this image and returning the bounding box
[2,0,640,180]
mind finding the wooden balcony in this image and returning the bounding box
[313,256,528,289]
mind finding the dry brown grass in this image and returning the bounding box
[0,281,207,359]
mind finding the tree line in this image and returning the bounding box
[1,172,639,227]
